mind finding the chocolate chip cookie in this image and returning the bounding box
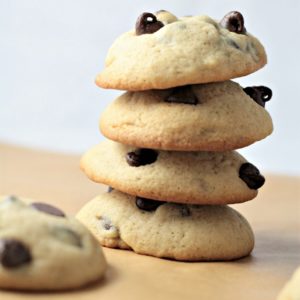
[80,140,265,205]
[96,11,267,91]
[0,195,106,290]
[100,80,273,151]
[76,190,254,261]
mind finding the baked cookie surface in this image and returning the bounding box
[96,11,267,91]
[80,140,265,205]
[0,195,106,291]
[76,190,254,261]
[277,267,300,300]
[100,81,273,151]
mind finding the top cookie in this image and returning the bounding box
[96,11,267,91]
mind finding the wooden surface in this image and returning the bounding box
[0,143,299,300]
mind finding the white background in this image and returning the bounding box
[0,0,299,175]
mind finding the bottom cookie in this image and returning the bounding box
[76,190,254,261]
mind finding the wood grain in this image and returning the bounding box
[0,143,299,300]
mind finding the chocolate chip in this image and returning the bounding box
[0,239,31,268]
[136,197,165,212]
[180,206,191,217]
[135,12,164,35]
[98,217,116,231]
[107,186,114,193]
[239,163,265,189]
[102,220,113,230]
[96,217,119,238]
[126,149,158,167]
[220,11,246,34]
[165,86,198,105]
[31,202,65,217]
[243,86,272,107]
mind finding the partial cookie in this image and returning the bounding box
[96,11,267,91]
[0,195,106,291]
[100,81,273,151]
[76,190,254,261]
[80,140,265,205]
[277,267,300,300]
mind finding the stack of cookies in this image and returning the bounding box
[77,10,273,261]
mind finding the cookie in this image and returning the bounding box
[95,11,267,91]
[277,267,300,300]
[100,81,273,151]
[0,195,106,291]
[76,190,255,261]
[80,140,265,205]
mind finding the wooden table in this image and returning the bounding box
[0,143,299,300]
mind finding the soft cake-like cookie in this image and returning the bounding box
[277,267,300,300]
[0,195,106,290]
[80,140,265,205]
[100,81,273,151]
[96,11,267,91]
[76,190,255,261]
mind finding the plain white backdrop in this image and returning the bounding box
[0,0,299,175]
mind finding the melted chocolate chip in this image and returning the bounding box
[136,197,165,212]
[239,163,265,189]
[220,11,246,34]
[107,186,114,193]
[243,86,272,107]
[165,86,198,105]
[180,206,191,217]
[0,239,31,268]
[31,202,65,217]
[136,12,164,35]
[126,149,158,167]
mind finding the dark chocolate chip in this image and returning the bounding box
[180,206,191,217]
[135,12,164,35]
[31,202,65,217]
[107,186,114,193]
[98,217,118,233]
[126,149,158,167]
[136,197,165,212]
[239,163,265,189]
[0,239,31,268]
[220,11,246,34]
[102,219,113,230]
[165,86,198,105]
[243,86,272,107]
[103,222,111,230]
